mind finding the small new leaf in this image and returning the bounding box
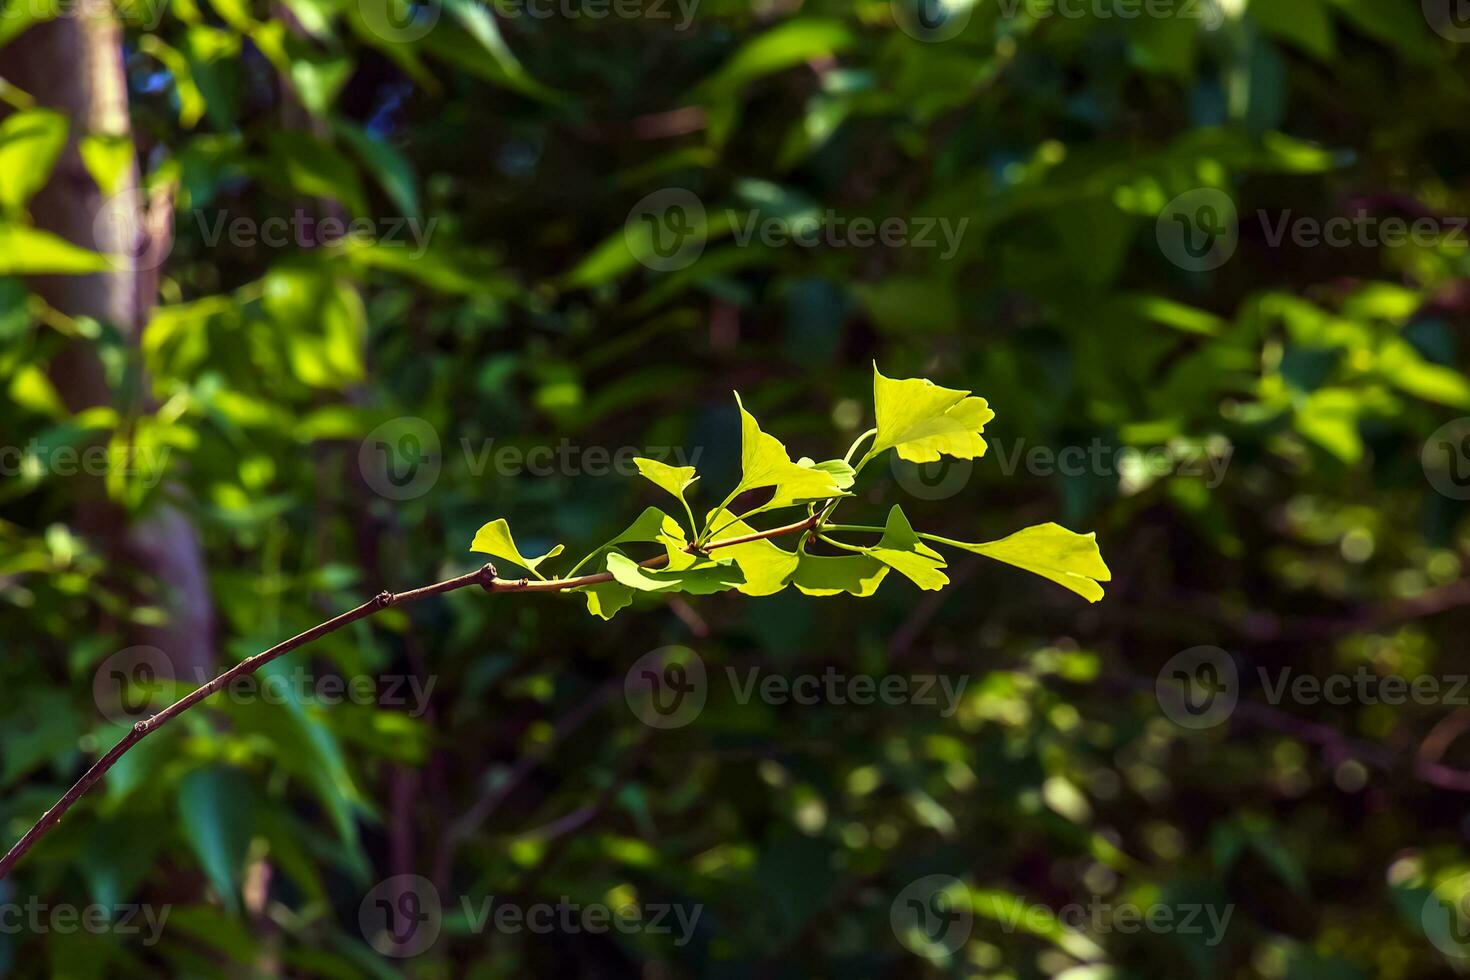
[633,457,700,529]
[866,364,995,465]
[945,523,1111,603]
[803,457,856,490]
[469,518,564,578]
[863,506,948,591]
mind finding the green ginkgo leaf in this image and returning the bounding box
[587,506,685,563]
[704,513,800,597]
[726,392,848,514]
[569,508,686,619]
[865,365,995,465]
[606,553,745,596]
[802,457,856,490]
[863,506,948,591]
[940,523,1111,603]
[633,457,700,530]
[469,518,564,578]
[790,550,889,597]
[578,564,638,621]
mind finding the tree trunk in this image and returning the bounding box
[0,3,215,677]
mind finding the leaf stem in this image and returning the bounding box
[843,428,878,467]
[677,495,699,541]
[915,532,971,549]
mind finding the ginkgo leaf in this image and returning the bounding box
[633,457,700,528]
[801,457,856,490]
[791,550,889,597]
[469,518,564,577]
[726,392,848,514]
[941,523,1111,603]
[704,513,800,596]
[578,561,638,621]
[606,552,745,596]
[865,364,995,465]
[569,508,687,619]
[583,506,686,564]
[863,506,948,591]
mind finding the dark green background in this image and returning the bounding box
[4,0,1470,976]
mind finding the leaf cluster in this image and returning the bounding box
[470,366,1111,619]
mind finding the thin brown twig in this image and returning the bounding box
[0,514,821,880]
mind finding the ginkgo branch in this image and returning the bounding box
[0,515,822,881]
[3,369,1111,884]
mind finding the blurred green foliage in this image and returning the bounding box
[4,0,1470,976]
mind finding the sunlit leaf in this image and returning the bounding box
[972,889,1106,960]
[0,109,68,215]
[705,513,800,597]
[569,508,687,619]
[138,35,207,128]
[580,573,637,621]
[866,364,995,465]
[725,392,848,518]
[606,552,744,596]
[470,518,564,577]
[803,457,855,490]
[261,266,366,388]
[790,550,888,597]
[941,523,1110,603]
[1294,388,1364,463]
[0,223,109,275]
[79,134,134,198]
[633,457,699,527]
[698,18,854,96]
[863,506,948,591]
[0,0,64,47]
